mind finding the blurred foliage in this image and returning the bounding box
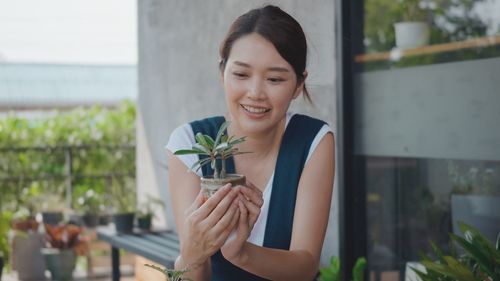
[0,100,136,215]
[413,221,500,281]
[364,0,490,53]
[362,0,499,71]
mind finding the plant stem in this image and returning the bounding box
[214,158,220,179]
[220,157,226,179]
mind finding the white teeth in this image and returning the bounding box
[242,105,269,113]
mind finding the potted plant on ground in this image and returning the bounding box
[394,0,431,49]
[174,121,248,200]
[137,195,165,231]
[11,209,47,281]
[42,223,88,281]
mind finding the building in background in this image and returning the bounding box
[0,63,136,112]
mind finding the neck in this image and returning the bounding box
[228,118,286,160]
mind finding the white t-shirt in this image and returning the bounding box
[166,112,333,246]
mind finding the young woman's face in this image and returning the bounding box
[221,33,304,135]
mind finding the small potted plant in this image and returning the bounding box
[137,195,165,231]
[110,177,137,233]
[42,223,88,281]
[38,194,67,226]
[76,189,102,228]
[145,263,192,281]
[394,0,431,49]
[174,121,248,199]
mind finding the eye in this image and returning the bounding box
[232,72,248,79]
[268,77,285,83]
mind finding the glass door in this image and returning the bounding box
[338,0,500,280]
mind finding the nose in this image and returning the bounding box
[247,77,265,100]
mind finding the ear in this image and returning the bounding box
[292,70,308,99]
[219,59,226,84]
[219,67,225,85]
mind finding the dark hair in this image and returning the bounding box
[219,5,312,103]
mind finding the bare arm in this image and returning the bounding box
[226,133,335,280]
[167,150,240,280]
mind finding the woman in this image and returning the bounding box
[166,5,335,281]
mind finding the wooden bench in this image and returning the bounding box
[96,226,180,281]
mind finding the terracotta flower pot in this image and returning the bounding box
[200,174,246,200]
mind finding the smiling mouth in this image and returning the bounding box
[241,104,271,114]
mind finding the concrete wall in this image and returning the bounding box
[137,0,338,265]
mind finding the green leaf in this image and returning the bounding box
[422,258,478,281]
[214,142,229,151]
[214,121,230,147]
[193,143,211,155]
[174,149,209,156]
[430,240,448,265]
[496,232,500,251]
[189,158,211,172]
[352,257,366,281]
[228,136,246,146]
[195,133,212,150]
[451,233,500,279]
[204,135,215,147]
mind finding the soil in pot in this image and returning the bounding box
[201,174,245,200]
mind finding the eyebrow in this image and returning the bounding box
[233,60,290,73]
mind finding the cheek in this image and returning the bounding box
[224,78,246,99]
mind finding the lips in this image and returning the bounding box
[241,104,271,114]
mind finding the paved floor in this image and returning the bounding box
[2,267,136,281]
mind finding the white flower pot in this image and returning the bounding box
[394,21,430,49]
[12,233,47,281]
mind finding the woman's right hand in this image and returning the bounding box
[178,183,241,269]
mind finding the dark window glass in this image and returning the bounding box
[348,0,500,279]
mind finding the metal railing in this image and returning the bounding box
[0,144,135,209]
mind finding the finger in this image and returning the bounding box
[204,188,240,226]
[240,186,264,207]
[184,189,205,217]
[238,200,249,231]
[192,184,232,219]
[241,197,261,228]
[210,201,239,235]
[212,209,240,249]
[244,181,263,198]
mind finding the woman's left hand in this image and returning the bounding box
[221,181,263,262]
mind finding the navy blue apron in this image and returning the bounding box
[190,114,326,281]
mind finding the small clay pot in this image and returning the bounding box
[200,174,246,200]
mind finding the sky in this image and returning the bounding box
[0,0,137,65]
